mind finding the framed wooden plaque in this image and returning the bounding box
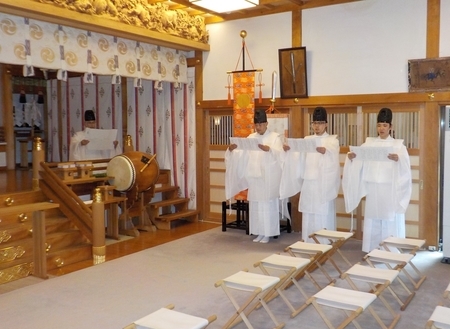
[408,57,450,92]
[278,47,308,98]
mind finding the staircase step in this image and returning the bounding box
[149,197,189,208]
[0,217,73,244]
[152,209,199,230]
[154,185,178,194]
[0,242,92,281]
[0,229,87,268]
[46,243,92,271]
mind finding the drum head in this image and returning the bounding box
[107,155,135,191]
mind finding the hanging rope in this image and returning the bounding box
[257,72,263,103]
[233,39,257,71]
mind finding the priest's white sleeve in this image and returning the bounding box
[342,156,366,213]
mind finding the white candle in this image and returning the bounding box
[272,71,277,100]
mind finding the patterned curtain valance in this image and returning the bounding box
[0,13,188,83]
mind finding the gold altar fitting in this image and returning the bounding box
[93,246,106,265]
[267,99,279,114]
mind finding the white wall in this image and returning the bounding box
[203,0,430,99]
[203,12,292,100]
[303,0,426,96]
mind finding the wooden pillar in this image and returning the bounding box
[121,77,128,145]
[32,136,45,190]
[193,50,205,221]
[92,187,106,265]
[1,65,15,170]
[19,139,29,168]
[292,10,302,48]
[426,0,440,58]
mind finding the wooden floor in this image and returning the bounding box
[0,168,220,277]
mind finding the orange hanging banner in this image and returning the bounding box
[232,71,256,200]
[233,71,255,138]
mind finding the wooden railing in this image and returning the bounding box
[39,161,97,242]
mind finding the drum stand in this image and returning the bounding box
[118,190,156,237]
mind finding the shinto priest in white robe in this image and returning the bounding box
[342,136,412,252]
[280,133,340,242]
[69,129,122,161]
[225,129,284,237]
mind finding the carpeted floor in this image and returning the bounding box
[0,227,449,328]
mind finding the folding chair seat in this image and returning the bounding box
[425,282,450,328]
[123,304,216,329]
[364,249,416,310]
[215,270,284,329]
[285,240,336,289]
[425,305,450,329]
[341,264,401,328]
[309,229,355,275]
[306,285,390,329]
[445,282,450,300]
[380,237,427,289]
[253,253,312,317]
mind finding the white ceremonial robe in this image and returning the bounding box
[280,133,340,242]
[69,130,122,161]
[225,129,284,237]
[342,136,412,252]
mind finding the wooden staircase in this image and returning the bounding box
[147,169,200,230]
[0,190,92,284]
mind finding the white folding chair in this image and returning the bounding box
[123,304,216,329]
[341,263,401,328]
[425,282,450,328]
[364,249,416,310]
[445,282,450,300]
[306,285,389,329]
[309,229,355,275]
[425,305,450,329]
[285,240,336,289]
[380,237,427,289]
[215,270,284,329]
[253,253,312,317]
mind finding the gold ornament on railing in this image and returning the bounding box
[4,198,14,206]
[0,246,25,262]
[18,213,28,222]
[93,187,103,203]
[34,137,44,151]
[125,135,133,147]
[0,231,12,243]
[54,257,65,268]
[0,263,33,284]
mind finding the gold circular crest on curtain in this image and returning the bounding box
[236,93,251,109]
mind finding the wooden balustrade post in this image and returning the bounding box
[92,187,106,265]
[32,209,48,279]
[32,137,45,190]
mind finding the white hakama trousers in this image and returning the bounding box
[362,181,406,253]
[362,214,406,253]
[301,201,336,243]
[249,199,280,237]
